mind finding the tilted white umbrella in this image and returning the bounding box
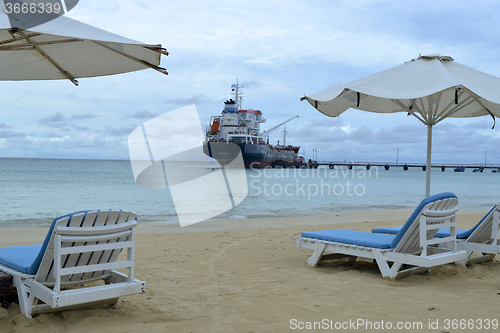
[0,10,168,85]
[302,54,500,197]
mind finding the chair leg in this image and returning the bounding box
[12,276,33,318]
[372,249,396,278]
[307,243,326,267]
[466,253,496,265]
[455,250,473,266]
[387,262,403,279]
[395,266,430,279]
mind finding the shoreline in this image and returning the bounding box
[0,208,487,245]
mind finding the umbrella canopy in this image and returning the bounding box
[302,54,500,197]
[0,10,168,85]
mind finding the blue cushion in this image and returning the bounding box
[372,226,470,238]
[0,210,94,275]
[372,204,496,240]
[0,244,43,274]
[389,192,457,248]
[301,229,395,249]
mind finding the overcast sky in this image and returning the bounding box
[1,0,499,166]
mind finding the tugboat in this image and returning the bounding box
[203,81,301,168]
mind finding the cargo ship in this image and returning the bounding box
[203,81,301,168]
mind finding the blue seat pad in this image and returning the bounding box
[0,244,43,274]
[0,210,110,275]
[372,226,470,239]
[301,229,395,249]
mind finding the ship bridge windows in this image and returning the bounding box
[228,135,265,145]
[228,136,246,144]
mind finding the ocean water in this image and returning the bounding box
[0,158,498,228]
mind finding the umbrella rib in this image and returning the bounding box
[434,96,475,124]
[428,96,433,123]
[13,30,79,86]
[0,32,41,46]
[465,90,497,123]
[433,90,464,121]
[391,99,427,124]
[0,39,84,51]
[92,41,168,75]
[410,98,428,123]
[144,46,169,56]
[417,97,432,122]
[28,38,83,46]
[0,45,35,51]
[431,92,442,122]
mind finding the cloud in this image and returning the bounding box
[166,94,210,106]
[287,116,500,164]
[102,125,138,137]
[69,113,98,120]
[48,136,70,142]
[0,129,27,138]
[38,112,66,125]
[37,112,93,130]
[126,110,160,119]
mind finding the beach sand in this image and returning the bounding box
[1,209,499,332]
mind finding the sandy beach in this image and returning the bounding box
[1,209,499,332]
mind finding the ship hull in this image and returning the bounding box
[203,142,296,168]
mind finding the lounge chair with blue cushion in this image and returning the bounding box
[0,209,145,318]
[296,193,467,279]
[372,203,500,265]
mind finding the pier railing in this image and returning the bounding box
[273,159,500,171]
[315,161,500,171]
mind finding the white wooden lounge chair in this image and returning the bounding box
[0,209,145,318]
[296,193,467,279]
[372,204,500,265]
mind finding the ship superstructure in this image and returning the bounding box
[204,81,301,168]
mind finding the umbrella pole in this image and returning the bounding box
[425,124,432,198]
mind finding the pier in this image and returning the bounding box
[274,160,500,172]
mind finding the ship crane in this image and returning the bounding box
[261,115,299,137]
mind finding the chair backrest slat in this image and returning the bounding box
[392,193,458,254]
[34,216,72,282]
[466,205,499,243]
[79,210,113,281]
[34,210,137,285]
[97,211,137,279]
[59,210,99,283]
[90,209,122,279]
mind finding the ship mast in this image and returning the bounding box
[232,79,244,110]
[283,124,287,146]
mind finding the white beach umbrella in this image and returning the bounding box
[302,54,500,197]
[0,9,168,85]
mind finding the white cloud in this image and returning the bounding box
[48,136,70,142]
[340,123,355,134]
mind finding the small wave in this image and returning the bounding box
[229,215,247,220]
